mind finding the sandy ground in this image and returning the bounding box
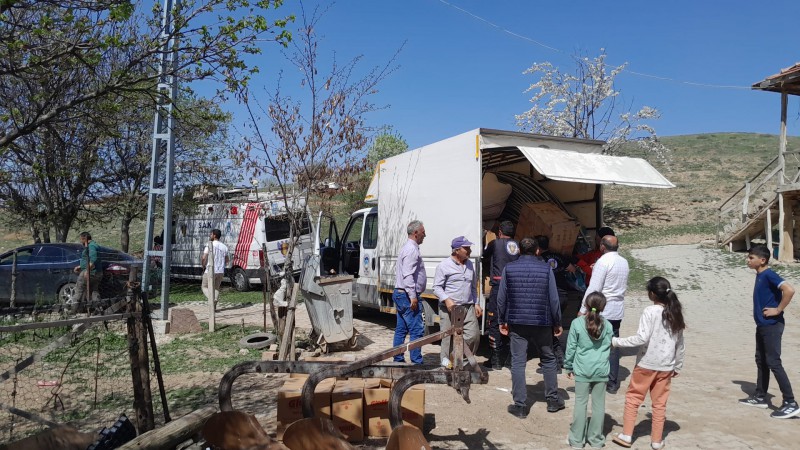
[174,244,800,449]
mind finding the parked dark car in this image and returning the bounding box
[0,243,137,305]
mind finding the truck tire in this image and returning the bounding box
[231,267,250,292]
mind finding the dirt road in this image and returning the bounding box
[179,244,800,449]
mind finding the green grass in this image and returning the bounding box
[166,385,218,413]
[166,280,267,306]
[617,222,717,248]
[156,322,266,374]
[620,249,667,293]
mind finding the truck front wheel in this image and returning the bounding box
[231,267,250,292]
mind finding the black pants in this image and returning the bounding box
[608,319,622,390]
[486,286,508,358]
[510,325,559,405]
[755,322,795,402]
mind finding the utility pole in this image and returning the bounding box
[143,0,180,319]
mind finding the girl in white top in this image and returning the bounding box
[611,277,685,450]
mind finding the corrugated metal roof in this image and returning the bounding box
[518,146,675,188]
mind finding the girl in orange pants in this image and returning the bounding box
[611,277,686,450]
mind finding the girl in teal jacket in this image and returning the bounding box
[564,292,613,448]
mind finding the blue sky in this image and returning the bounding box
[215,0,800,150]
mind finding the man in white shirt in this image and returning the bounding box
[202,228,229,309]
[579,235,629,393]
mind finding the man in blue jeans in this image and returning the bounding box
[393,220,427,364]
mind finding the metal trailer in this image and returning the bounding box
[218,305,488,428]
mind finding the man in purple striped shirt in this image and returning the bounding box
[393,220,427,364]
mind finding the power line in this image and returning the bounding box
[435,0,751,90]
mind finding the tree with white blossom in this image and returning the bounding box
[516,50,669,162]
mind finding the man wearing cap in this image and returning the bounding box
[434,236,482,368]
[579,234,629,394]
[482,220,520,369]
[573,226,616,285]
[498,237,564,417]
[393,220,427,365]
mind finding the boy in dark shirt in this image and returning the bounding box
[738,244,799,418]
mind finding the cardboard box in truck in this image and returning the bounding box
[516,201,580,255]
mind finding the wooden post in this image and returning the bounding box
[208,238,216,332]
[778,91,788,185]
[780,194,794,262]
[766,209,773,250]
[127,280,155,433]
[278,282,299,361]
[742,182,751,222]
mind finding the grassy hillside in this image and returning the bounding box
[2,133,798,254]
[604,133,800,247]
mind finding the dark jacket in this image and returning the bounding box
[496,255,561,326]
[483,237,520,285]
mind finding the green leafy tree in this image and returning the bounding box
[96,91,233,252]
[367,128,408,167]
[341,128,408,212]
[0,0,292,149]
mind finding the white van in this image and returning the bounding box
[305,128,673,330]
[171,195,313,291]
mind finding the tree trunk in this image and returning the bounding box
[42,228,51,243]
[30,223,41,244]
[120,215,132,253]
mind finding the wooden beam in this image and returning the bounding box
[766,209,773,250]
[782,195,795,261]
[779,91,788,185]
[118,406,217,450]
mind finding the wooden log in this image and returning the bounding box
[117,406,217,450]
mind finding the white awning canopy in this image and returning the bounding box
[518,146,675,188]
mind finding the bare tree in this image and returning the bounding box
[237,3,398,359]
[516,50,669,162]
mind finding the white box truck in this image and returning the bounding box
[171,191,314,291]
[303,128,673,330]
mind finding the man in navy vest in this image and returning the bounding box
[498,237,564,418]
[483,220,519,369]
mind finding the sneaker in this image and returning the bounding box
[770,400,800,419]
[507,404,529,419]
[651,441,665,449]
[547,398,565,413]
[738,395,769,409]
[612,433,632,448]
[536,366,563,374]
[606,384,619,395]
